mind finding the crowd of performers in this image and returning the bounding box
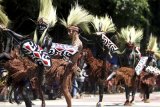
[0,0,160,107]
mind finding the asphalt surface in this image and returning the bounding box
[0,92,160,107]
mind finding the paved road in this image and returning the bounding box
[0,92,160,107]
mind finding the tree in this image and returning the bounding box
[1,0,158,45]
[148,0,160,36]
[109,0,150,28]
[1,0,39,34]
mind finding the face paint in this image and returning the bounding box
[37,18,48,38]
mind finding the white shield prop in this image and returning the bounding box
[101,34,119,52]
[21,39,52,67]
[135,56,148,75]
[145,66,160,75]
[49,43,78,58]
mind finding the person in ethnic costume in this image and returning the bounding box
[60,3,93,107]
[117,26,143,68]
[31,0,57,106]
[91,14,118,107]
[0,1,55,106]
[145,35,159,67]
[92,15,120,70]
[106,26,143,106]
[0,5,37,107]
[139,35,160,103]
[33,2,92,107]
[0,4,11,101]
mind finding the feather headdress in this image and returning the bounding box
[91,15,116,34]
[117,26,143,50]
[38,0,57,27]
[60,3,93,34]
[0,6,10,27]
[147,34,160,58]
[34,0,57,44]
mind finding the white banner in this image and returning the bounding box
[49,43,78,58]
[145,66,160,75]
[101,34,119,52]
[135,56,148,75]
[21,39,52,67]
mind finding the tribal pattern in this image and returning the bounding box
[135,56,148,75]
[101,34,118,52]
[49,43,78,58]
[20,39,52,67]
[145,66,160,75]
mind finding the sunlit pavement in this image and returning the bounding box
[0,92,160,107]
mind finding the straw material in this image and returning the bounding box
[117,26,143,50]
[34,0,57,44]
[147,34,160,59]
[60,3,93,34]
[38,0,57,27]
[92,15,116,33]
[0,6,10,27]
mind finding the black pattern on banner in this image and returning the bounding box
[101,34,118,52]
[21,40,51,67]
[49,43,78,58]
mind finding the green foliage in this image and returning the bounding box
[111,0,151,28]
[68,0,151,31]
